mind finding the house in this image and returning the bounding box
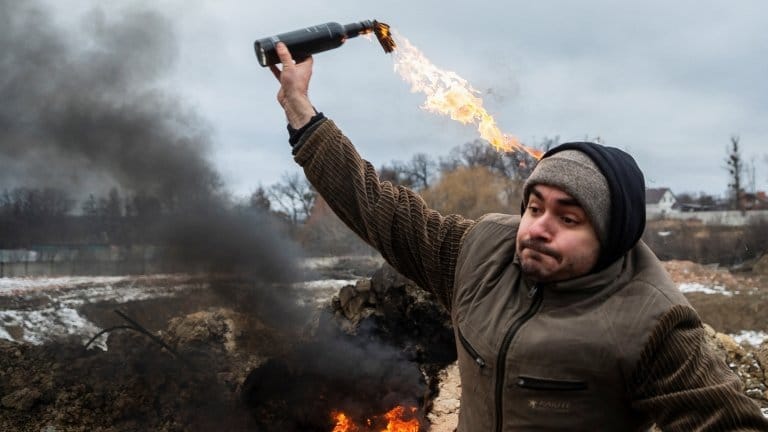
[740,191,768,210]
[646,188,677,218]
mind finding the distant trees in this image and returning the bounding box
[82,188,122,218]
[420,166,515,219]
[379,153,438,191]
[0,136,546,251]
[0,187,75,219]
[0,187,76,247]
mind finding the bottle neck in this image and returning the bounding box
[343,20,374,39]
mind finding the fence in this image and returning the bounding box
[0,245,168,277]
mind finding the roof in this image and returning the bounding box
[645,188,672,204]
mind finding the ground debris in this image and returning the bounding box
[0,309,266,432]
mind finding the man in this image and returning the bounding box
[267,43,768,431]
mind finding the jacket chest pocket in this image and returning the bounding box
[516,376,588,392]
[510,373,605,428]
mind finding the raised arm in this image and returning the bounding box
[268,43,474,308]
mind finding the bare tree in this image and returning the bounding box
[439,137,548,181]
[269,172,316,225]
[82,194,99,217]
[405,153,437,190]
[379,161,414,189]
[725,135,743,210]
[441,140,506,174]
[98,188,122,218]
[381,153,438,190]
[250,186,271,211]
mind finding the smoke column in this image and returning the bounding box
[0,0,310,327]
[2,3,429,413]
[0,1,219,199]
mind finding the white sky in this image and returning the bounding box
[42,0,768,199]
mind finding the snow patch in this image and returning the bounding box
[0,275,207,346]
[0,307,100,345]
[291,279,359,307]
[0,275,132,294]
[677,282,733,296]
[730,330,768,347]
[293,279,359,290]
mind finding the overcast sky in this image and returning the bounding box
[41,0,768,199]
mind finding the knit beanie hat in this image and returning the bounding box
[522,142,646,270]
[523,150,611,246]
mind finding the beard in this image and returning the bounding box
[517,239,563,282]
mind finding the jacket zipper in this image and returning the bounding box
[457,327,486,368]
[516,376,588,391]
[494,284,543,432]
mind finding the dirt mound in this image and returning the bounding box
[663,260,757,290]
[704,325,768,405]
[754,254,768,276]
[0,309,271,432]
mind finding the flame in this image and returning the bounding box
[390,32,542,160]
[332,412,359,432]
[331,405,420,432]
[382,406,419,432]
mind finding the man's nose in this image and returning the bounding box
[528,214,554,241]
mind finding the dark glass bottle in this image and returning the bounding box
[254,21,374,67]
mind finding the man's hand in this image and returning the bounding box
[269,43,316,129]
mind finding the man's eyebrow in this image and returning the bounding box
[556,197,582,208]
[530,185,583,208]
[530,187,544,201]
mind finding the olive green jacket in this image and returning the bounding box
[293,118,768,431]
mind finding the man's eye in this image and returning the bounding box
[527,205,540,214]
[561,216,577,225]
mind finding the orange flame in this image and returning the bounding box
[331,405,420,432]
[382,406,419,432]
[332,412,359,432]
[390,31,542,160]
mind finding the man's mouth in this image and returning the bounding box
[519,239,562,262]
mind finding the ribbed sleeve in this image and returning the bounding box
[293,119,475,309]
[631,305,768,431]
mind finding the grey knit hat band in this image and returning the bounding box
[523,150,611,246]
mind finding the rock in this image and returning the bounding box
[757,341,768,382]
[704,323,768,407]
[1,387,42,410]
[339,288,369,320]
[165,309,240,353]
[715,333,746,359]
[752,254,768,275]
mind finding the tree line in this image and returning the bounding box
[2,135,765,261]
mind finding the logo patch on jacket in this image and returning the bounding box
[528,399,570,411]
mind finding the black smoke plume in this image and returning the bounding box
[2,5,437,430]
[0,0,306,326]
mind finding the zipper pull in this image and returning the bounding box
[527,284,538,298]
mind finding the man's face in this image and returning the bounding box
[516,184,600,283]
